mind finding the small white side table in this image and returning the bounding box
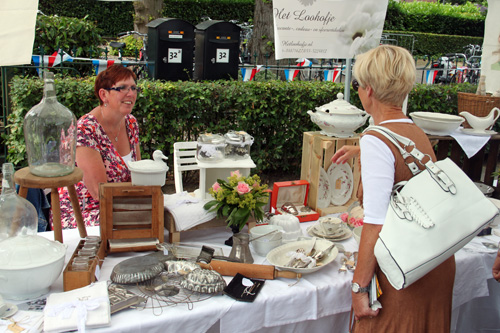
[197,158,257,199]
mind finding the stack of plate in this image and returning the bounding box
[409,112,465,135]
[307,219,352,241]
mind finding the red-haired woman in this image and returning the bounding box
[57,65,141,228]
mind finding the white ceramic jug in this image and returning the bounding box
[459,107,500,131]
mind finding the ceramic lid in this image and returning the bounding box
[198,133,225,145]
[0,235,66,269]
[316,93,364,115]
[224,131,254,145]
[127,160,168,173]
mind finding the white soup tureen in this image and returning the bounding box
[307,93,369,138]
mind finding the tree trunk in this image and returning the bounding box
[248,0,277,66]
[133,0,164,34]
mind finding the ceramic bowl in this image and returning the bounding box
[410,112,464,135]
[266,238,338,274]
[0,235,66,300]
[269,214,303,243]
[353,226,363,244]
[250,225,283,256]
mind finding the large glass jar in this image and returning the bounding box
[23,71,77,177]
[197,133,226,162]
[0,163,38,241]
[224,130,254,160]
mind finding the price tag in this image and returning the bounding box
[216,49,229,63]
[168,48,182,63]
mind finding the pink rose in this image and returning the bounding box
[236,181,251,195]
[212,182,221,192]
[340,213,349,222]
[231,170,241,177]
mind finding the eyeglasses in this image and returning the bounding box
[105,85,141,94]
[352,79,360,92]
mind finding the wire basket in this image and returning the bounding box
[457,92,500,128]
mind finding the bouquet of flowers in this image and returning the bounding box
[340,205,364,228]
[203,170,269,232]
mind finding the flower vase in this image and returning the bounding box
[224,225,241,247]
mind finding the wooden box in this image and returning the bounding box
[270,180,319,222]
[300,131,361,216]
[63,240,106,291]
[99,183,164,253]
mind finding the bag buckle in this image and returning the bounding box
[425,161,457,194]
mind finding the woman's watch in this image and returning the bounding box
[351,282,369,294]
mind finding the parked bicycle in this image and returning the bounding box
[431,50,480,85]
[111,31,149,79]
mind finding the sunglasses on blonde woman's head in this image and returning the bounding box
[104,85,141,94]
[352,79,360,92]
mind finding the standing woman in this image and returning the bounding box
[57,65,141,228]
[332,45,455,332]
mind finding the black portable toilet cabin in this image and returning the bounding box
[147,18,195,80]
[193,20,240,80]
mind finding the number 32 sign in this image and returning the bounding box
[168,48,182,63]
[216,49,229,63]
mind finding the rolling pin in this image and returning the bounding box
[198,260,301,280]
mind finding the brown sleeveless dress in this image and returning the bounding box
[353,122,456,333]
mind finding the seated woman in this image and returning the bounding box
[57,65,141,228]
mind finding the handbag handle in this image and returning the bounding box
[363,126,457,194]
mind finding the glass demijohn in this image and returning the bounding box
[0,163,38,241]
[23,71,77,177]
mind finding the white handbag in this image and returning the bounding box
[365,126,499,290]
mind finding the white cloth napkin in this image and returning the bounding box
[462,237,498,253]
[43,281,110,333]
[0,310,43,333]
[448,127,490,158]
[163,192,217,231]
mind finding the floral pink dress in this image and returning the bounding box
[57,113,139,229]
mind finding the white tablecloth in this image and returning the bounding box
[33,222,500,333]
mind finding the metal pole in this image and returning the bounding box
[344,58,352,103]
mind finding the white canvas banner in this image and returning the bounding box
[0,0,39,66]
[483,0,500,94]
[273,0,388,60]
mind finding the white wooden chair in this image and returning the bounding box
[173,141,201,193]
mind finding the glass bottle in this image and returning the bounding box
[0,163,38,241]
[23,71,77,177]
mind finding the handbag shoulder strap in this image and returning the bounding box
[363,125,457,194]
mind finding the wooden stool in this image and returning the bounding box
[14,167,87,243]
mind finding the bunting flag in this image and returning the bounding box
[284,69,300,82]
[324,69,341,82]
[296,58,312,67]
[241,65,263,81]
[32,50,73,75]
[92,59,120,75]
[425,69,439,84]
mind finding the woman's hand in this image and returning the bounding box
[352,292,380,320]
[331,145,360,164]
[493,251,500,282]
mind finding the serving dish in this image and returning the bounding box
[317,167,332,208]
[409,112,464,135]
[266,239,338,274]
[307,224,352,241]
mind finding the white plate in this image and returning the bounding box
[460,128,497,136]
[0,303,18,319]
[317,167,332,209]
[266,239,339,274]
[327,163,354,206]
[307,225,353,241]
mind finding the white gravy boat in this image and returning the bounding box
[460,107,500,131]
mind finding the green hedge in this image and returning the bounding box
[3,77,477,173]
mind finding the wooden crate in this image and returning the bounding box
[99,182,164,253]
[63,240,106,291]
[300,131,361,216]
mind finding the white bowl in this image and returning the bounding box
[250,225,283,256]
[353,226,363,244]
[266,239,338,274]
[410,112,464,135]
[0,235,66,300]
[269,214,303,243]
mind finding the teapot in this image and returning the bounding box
[307,93,369,138]
[459,107,500,132]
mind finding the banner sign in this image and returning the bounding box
[483,0,500,94]
[273,0,388,60]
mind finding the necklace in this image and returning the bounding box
[100,106,121,142]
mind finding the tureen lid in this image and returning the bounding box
[317,93,364,114]
[198,133,225,144]
[224,130,254,144]
[0,235,66,269]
